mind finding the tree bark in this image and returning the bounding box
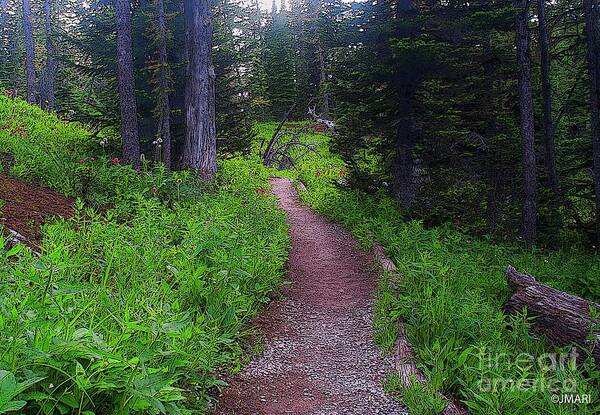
[583,0,600,245]
[115,0,141,168]
[504,266,600,366]
[537,0,560,195]
[515,0,537,246]
[317,40,329,117]
[393,89,417,208]
[43,0,57,111]
[183,0,217,181]
[22,0,36,104]
[0,0,9,74]
[154,0,172,170]
[392,0,418,209]
[0,0,9,32]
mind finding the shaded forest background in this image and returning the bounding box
[2,0,600,249]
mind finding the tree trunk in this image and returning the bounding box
[317,41,329,117]
[43,0,57,111]
[22,0,36,104]
[504,266,600,366]
[486,166,501,233]
[155,0,172,170]
[0,0,9,75]
[183,0,217,181]
[583,0,600,245]
[392,0,418,209]
[0,0,9,31]
[537,0,559,195]
[115,0,140,168]
[515,0,537,246]
[393,90,417,208]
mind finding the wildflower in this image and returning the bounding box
[152,186,158,195]
[90,157,97,162]
[79,159,85,164]
[111,157,120,165]
[99,137,109,146]
[49,383,54,389]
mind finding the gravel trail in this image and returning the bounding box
[213,178,406,415]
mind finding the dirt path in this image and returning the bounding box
[214,178,405,415]
[0,176,72,249]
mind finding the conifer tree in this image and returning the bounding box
[115,0,141,167]
[148,0,172,169]
[22,0,36,103]
[182,0,217,180]
[264,0,297,118]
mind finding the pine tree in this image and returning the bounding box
[115,0,141,168]
[264,0,297,118]
[213,0,255,154]
[515,0,538,245]
[22,0,36,103]
[42,0,57,111]
[147,0,173,169]
[182,0,217,180]
[583,0,600,244]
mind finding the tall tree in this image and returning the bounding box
[42,0,57,111]
[0,0,9,30]
[182,0,217,180]
[115,0,141,168]
[264,0,296,118]
[22,0,36,104]
[537,0,559,194]
[392,0,419,208]
[150,0,172,169]
[515,0,537,245]
[583,0,600,244]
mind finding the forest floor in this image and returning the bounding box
[0,152,73,245]
[213,178,405,415]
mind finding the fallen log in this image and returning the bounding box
[394,323,468,415]
[373,242,397,273]
[5,227,27,246]
[504,266,600,364]
[372,243,468,415]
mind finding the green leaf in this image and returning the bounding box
[0,400,27,414]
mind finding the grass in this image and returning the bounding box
[275,124,600,414]
[0,97,290,414]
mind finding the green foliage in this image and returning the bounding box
[291,129,600,414]
[0,99,290,413]
[263,9,297,119]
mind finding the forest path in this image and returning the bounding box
[213,178,405,415]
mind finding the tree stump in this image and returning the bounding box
[504,266,600,365]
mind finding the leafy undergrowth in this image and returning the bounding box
[288,127,600,414]
[0,97,289,413]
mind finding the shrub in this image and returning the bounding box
[0,98,290,413]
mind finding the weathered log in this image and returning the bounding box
[374,244,468,415]
[505,266,600,364]
[395,323,468,415]
[296,181,308,193]
[0,227,28,248]
[373,242,397,273]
